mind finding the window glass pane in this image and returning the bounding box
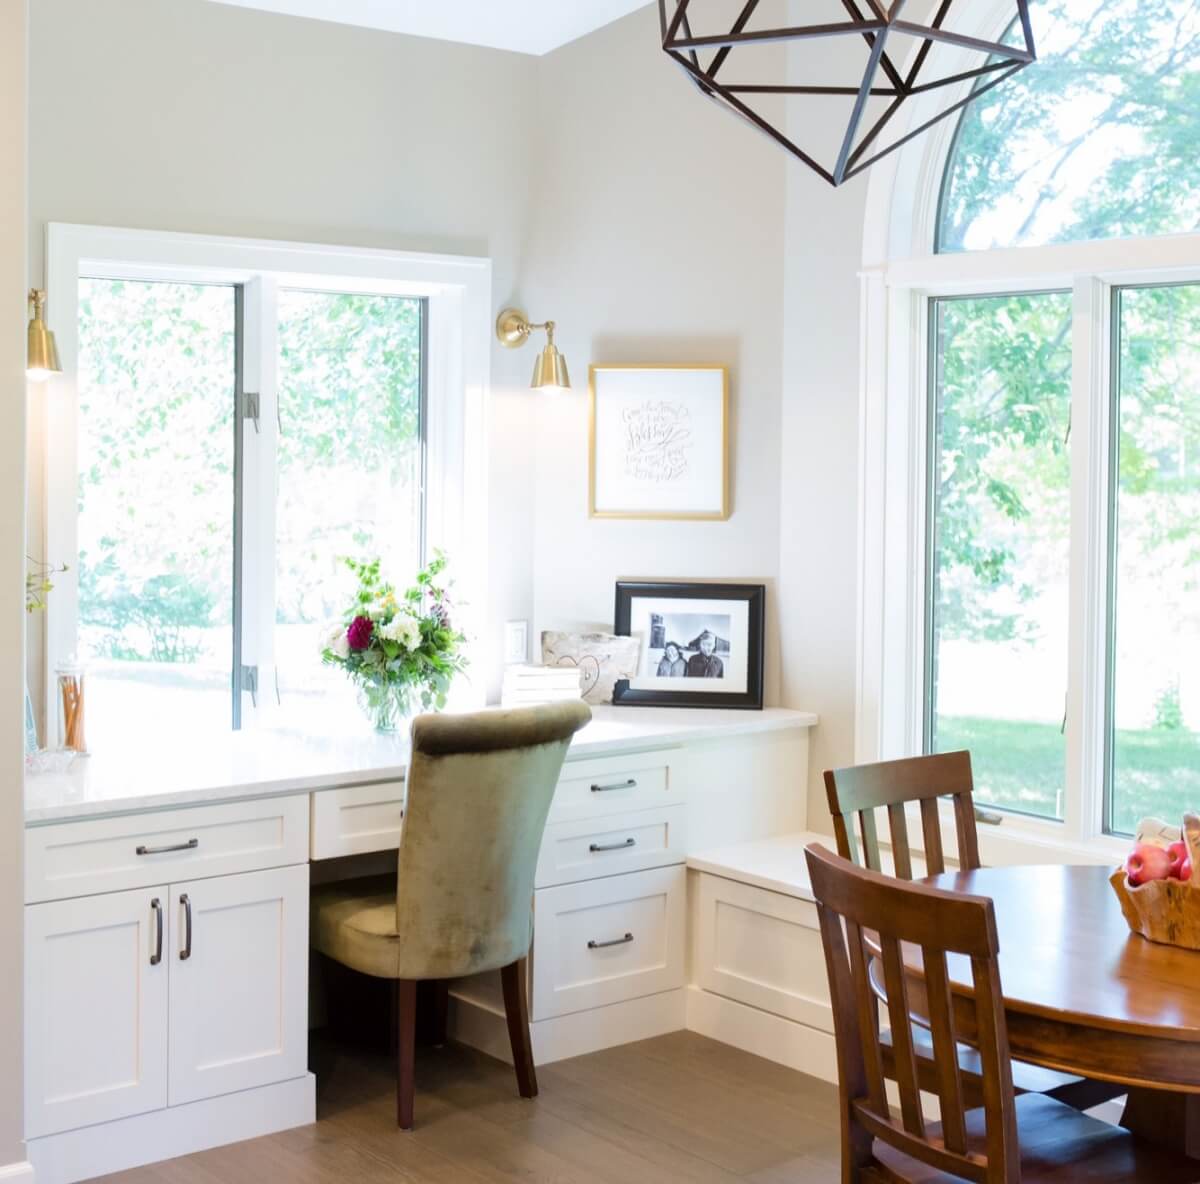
[77,278,236,747]
[927,293,1072,819]
[938,0,1200,253]
[1109,284,1200,835]
[274,290,424,729]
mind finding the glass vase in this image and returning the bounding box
[358,682,420,734]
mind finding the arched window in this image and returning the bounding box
[939,0,1200,253]
[859,0,1200,853]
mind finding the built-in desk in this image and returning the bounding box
[23,705,816,1184]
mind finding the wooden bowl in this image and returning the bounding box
[1110,868,1200,950]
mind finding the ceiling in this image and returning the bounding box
[207,0,653,55]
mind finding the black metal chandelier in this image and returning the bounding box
[658,1,1035,188]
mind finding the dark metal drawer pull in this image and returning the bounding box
[150,898,163,966]
[180,894,193,961]
[136,838,199,856]
[588,933,634,950]
[590,838,636,853]
[590,779,637,793]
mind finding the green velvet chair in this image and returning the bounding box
[311,699,592,1129]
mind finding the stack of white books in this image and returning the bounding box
[501,664,583,707]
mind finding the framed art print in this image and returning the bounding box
[589,364,729,520]
[611,581,764,710]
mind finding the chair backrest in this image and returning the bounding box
[804,843,1018,1184]
[393,700,591,980]
[824,751,980,879]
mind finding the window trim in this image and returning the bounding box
[41,223,491,734]
[858,37,1200,863]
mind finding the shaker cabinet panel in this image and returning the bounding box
[25,886,169,1138]
[167,864,309,1105]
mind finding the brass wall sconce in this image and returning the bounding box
[27,289,62,382]
[496,307,571,391]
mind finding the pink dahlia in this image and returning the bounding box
[346,615,374,651]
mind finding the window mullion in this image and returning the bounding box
[1065,276,1113,842]
[237,275,279,728]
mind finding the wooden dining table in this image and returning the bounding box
[906,864,1200,1157]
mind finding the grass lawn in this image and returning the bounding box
[935,715,1200,835]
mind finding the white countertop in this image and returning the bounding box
[687,829,921,900]
[25,705,817,826]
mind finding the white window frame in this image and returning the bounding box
[856,4,1200,865]
[41,223,490,732]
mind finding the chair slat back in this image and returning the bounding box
[805,843,1019,1184]
[824,751,980,879]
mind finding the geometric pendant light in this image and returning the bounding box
[658,0,1035,188]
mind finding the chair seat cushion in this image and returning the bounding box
[873,1093,1200,1183]
[311,874,403,980]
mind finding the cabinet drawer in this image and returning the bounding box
[535,805,686,888]
[310,780,405,860]
[549,752,679,823]
[531,865,685,1020]
[25,796,310,904]
[694,873,830,1032]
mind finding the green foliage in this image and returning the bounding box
[76,280,425,679]
[931,293,1072,641]
[1153,682,1185,731]
[940,0,1200,253]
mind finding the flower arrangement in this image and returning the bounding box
[320,553,467,732]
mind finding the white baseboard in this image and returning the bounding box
[26,1074,315,1184]
[450,988,688,1065]
[0,1162,35,1183]
[685,985,839,1084]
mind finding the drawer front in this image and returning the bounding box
[25,796,310,904]
[535,805,687,888]
[694,873,830,1031]
[531,865,685,1020]
[310,780,405,860]
[549,752,679,823]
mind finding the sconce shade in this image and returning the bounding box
[27,289,61,381]
[496,306,571,391]
[532,341,570,391]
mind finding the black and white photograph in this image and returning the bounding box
[643,612,732,681]
[613,582,765,710]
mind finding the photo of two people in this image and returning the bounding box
[644,612,731,681]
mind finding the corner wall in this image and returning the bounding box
[523,7,789,705]
[0,0,29,1172]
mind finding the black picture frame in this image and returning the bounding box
[612,581,765,710]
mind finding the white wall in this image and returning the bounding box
[778,32,869,823]
[28,0,541,704]
[524,8,789,704]
[1,0,29,1171]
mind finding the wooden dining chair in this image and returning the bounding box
[824,751,1121,1113]
[805,842,1200,1183]
[311,700,592,1129]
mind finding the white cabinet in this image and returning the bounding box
[25,886,169,1139]
[168,865,309,1104]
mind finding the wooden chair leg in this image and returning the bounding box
[396,979,418,1130]
[500,958,537,1099]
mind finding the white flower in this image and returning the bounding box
[379,614,421,651]
[323,623,350,660]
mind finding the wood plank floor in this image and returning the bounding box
[90,1032,844,1184]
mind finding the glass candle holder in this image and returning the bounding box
[57,663,88,754]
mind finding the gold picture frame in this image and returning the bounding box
[588,363,730,521]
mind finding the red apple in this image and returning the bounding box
[1126,843,1173,887]
[1181,860,1193,883]
[1168,840,1190,878]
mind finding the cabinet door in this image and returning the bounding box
[168,864,309,1105]
[25,886,169,1138]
